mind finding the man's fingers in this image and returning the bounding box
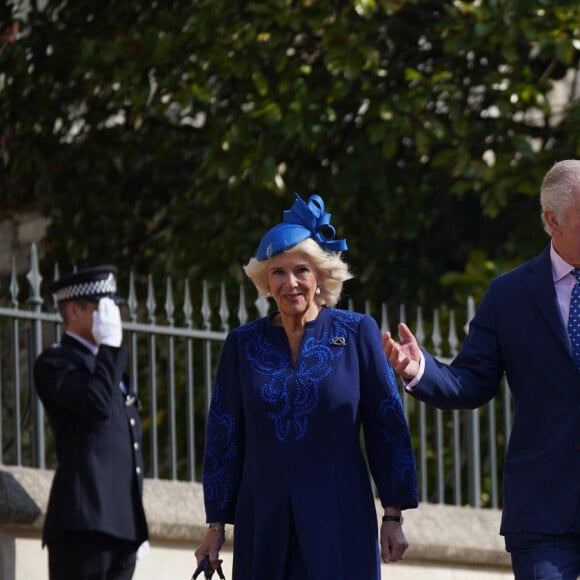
[100,297,119,318]
[382,332,394,351]
[397,322,414,343]
[383,324,416,349]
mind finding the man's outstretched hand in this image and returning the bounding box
[382,323,421,380]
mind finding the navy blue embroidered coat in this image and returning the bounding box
[202,308,418,579]
[33,334,149,547]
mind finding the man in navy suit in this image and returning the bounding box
[383,159,580,579]
[34,265,149,580]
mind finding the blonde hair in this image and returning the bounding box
[244,238,353,308]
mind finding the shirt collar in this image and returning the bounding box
[65,331,98,355]
[551,241,575,283]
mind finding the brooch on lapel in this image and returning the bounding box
[330,336,346,346]
[125,394,137,407]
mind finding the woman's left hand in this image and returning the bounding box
[380,520,409,563]
[194,526,225,572]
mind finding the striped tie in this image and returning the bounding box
[568,268,580,367]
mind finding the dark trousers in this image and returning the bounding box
[47,531,138,580]
[506,532,580,580]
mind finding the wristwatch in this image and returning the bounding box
[382,514,403,524]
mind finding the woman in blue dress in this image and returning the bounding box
[195,194,418,579]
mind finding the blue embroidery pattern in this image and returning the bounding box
[203,381,237,510]
[379,364,416,490]
[243,310,363,441]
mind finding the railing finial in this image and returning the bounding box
[26,243,43,309]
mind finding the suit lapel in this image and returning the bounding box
[526,245,572,355]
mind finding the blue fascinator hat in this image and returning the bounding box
[256,193,348,261]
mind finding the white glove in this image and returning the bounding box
[92,297,123,347]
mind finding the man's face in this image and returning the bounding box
[64,300,98,343]
[553,194,580,267]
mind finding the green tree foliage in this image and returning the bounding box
[1,0,579,311]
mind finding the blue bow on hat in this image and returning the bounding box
[256,194,348,261]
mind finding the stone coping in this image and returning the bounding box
[0,466,510,569]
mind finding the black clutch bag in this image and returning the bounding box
[191,556,225,579]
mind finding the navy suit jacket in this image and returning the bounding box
[412,245,580,535]
[34,334,149,546]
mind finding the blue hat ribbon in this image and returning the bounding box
[256,193,348,260]
[284,194,348,253]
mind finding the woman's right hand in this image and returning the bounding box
[194,524,225,572]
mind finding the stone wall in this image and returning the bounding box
[0,466,512,580]
[0,214,47,275]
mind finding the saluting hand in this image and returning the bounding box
[382,322,421,380]
[92,297,123,347]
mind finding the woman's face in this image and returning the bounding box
[266,251,319,319]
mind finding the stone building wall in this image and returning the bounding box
[0,213,47,276]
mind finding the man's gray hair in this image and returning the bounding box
[540,159,580,236]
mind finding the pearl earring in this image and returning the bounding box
[315,285,321,295]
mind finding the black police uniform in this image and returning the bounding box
[33,266,149,580]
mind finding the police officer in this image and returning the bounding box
[34,265,149,580]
